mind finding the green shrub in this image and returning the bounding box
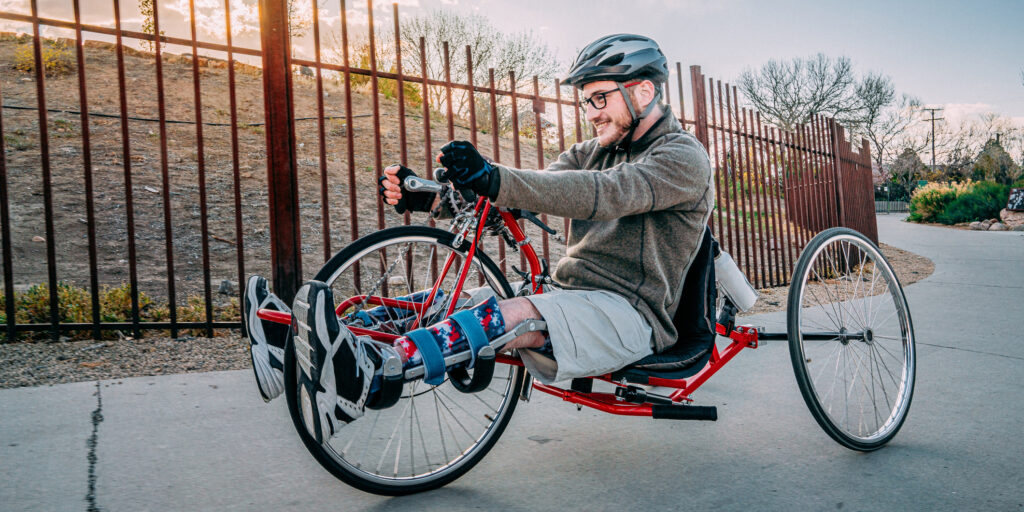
[908,181,969,222]
[935,182,1009,225]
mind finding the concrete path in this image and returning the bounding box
[2,215,1023,511]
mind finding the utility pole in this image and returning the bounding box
[922,107,944,172]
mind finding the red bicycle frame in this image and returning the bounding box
[256,197,764,417]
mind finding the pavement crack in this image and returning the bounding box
[919,342,1024,361]
[86,381,104,512]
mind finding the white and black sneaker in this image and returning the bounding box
[244,275,291,402]
[292,281,382,443]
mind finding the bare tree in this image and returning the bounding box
[398,9,561,130]
[858,85,920,172]
[738,54,864,132]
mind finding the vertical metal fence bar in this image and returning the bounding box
[112,0,141,338]
[572,89,582,143]
[466,47,477,148]
[785,129,806,251]
[313,0,330,259]
[443,42,454,141]
[153,0,178,337]
[393,5,410,227]
[260,0,302,304]
[367,0,385,234]
[675,63,685,129]
[188,0,214,337]
[30,0,59,339]
[688,66,708,149]
[707,79,723,241]
[554,79,569,235]
[726,86,749,280]
[0,77,13,340]
[828,117,846,229]
[341,0,359,289]
[719,80,735,257]
[815,117,832,231]
[750,111,768,284]
[796,127,813,248]
[756,112,780,286]
[487,69,506,275]
[750,109,770,287]
[770,127,794,283]
[72,0,101,338]
[532,77,550,263]
[737,106,755,286]
[811,115,830,230]
[225,0,245,333]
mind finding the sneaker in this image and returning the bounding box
[244,275,292,402]
[292,281,381,443]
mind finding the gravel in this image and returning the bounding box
[0,243,934,390]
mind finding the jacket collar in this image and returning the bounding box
[608,107,679,155]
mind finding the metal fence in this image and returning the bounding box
[0,0,876,340]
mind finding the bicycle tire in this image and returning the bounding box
[787,227,916,451]
[284,225,525,495]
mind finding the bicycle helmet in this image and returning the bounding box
[564,34,668,88]
[565,34,669,150]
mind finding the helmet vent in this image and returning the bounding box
[598,54,624,67]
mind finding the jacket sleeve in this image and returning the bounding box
[494,137,712,221]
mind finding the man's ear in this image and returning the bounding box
[637,80,657,109]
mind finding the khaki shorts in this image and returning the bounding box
[466,284,653,384]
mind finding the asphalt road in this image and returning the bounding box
[2,215,1023,511]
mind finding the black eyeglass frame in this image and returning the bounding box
[577,81,642,111]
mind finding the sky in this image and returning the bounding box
[3,0,1022,126]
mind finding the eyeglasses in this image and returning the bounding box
[578,81,641,111]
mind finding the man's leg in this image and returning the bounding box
[492,297,547,351]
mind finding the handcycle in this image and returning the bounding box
[255,172,916,495]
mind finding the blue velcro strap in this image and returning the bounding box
[405,328,446,386]
[449,310,489,368]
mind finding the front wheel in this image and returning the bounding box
[284,226,526,495]
[787,227,916,451]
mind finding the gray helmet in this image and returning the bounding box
[564,34,668,88]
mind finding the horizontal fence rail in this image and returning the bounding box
[0,0,875,340]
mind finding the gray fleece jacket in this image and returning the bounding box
[493,112,714,352]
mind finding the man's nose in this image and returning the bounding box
[585,106,601,123]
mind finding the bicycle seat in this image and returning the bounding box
[611,227,718,383]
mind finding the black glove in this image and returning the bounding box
[437,140,500,200]
[378,165,436,214]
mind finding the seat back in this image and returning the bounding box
[671,226,718,350]
[611,227,719,382]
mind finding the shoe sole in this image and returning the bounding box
[292,281,338,444]
[245,276,285,402]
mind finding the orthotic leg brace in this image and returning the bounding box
[389,296,547,392]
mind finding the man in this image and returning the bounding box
[245,34,714,442]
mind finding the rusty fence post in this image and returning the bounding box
[259,0,302,303]
[688,65,709,150]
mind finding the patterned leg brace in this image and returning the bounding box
[392,296,506,385]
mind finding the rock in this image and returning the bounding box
[32,235,45,242]
[969,221,982,230]
[979,220,994,230]
[218,280,236,295]
[1000,208,1024,229]
[989,222,1008,231]
[1013,224,1024,232]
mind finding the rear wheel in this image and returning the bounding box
[284,226,525,495]
[787,227,915,451]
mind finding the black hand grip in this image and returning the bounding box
[651,404,718,421]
